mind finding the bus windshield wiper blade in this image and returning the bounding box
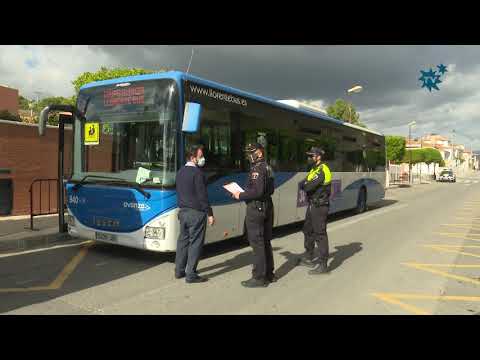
[102,180,151,199]
[72,175,151,199]
[72,175,124,190]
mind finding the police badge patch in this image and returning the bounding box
[251,172,259,180]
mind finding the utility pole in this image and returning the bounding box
[408,121,416,184]
[451,129,456,169]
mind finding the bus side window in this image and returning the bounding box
[185,106,240,181]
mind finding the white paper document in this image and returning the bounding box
[223,182,245,194]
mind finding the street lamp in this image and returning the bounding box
[408,121,416,184]
[451,129,456,170]
[345,85,363,122]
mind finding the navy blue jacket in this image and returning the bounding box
[176,165,213,216]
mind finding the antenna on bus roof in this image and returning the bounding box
[186,48,195,75]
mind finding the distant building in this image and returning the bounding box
[0,85,19,115]
[408,133,479,174]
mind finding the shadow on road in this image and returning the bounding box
[0,200,390,313]
[328,242,363,272]
[198,247,281,279]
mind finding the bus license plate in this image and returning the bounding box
[95,232,117,242]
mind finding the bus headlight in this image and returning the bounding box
[145,226,166,240]
[66,215,75,227]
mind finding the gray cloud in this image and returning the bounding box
[2,45,480,148]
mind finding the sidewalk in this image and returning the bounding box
[0,214,79,254]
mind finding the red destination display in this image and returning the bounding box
[104,86,145,106]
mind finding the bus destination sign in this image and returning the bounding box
[104,86,145,107]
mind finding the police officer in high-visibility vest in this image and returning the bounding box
[299,147,332,274]
[232,143,276,287]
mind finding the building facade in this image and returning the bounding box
[0,120,72,216]
[0,85,19,115]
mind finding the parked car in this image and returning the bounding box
[437,170,456,183]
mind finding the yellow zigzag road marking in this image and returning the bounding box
[372,293,431,315]
[434,233,480,242]
[402,262,480,286]
[372,292,480,315]
[423,244,480,258]
[373,260,480,315]
[440,224,480,229]
[0,243,93,293]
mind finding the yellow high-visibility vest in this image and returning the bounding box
[307,163,332,185]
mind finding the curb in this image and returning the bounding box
[0,228,83,254]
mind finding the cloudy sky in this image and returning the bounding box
[1,45,479,149]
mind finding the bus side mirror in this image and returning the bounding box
[182,102,202,133]
[38,106,50,136]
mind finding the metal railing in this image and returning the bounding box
[29,178,65,230]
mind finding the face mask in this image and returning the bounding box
[248,149,262,163]
[197,156,206,167]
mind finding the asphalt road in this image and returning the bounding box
[2,174,480,315]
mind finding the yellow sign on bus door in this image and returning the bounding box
[84,123,99,145]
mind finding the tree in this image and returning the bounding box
[0,110,22,122]
[326,99,366,128]
[386,135,406,164]
[423,148,443,175]
[71,66,168,94]
[18,95,32,111]
[31,96,76,125]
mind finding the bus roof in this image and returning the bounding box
[80,71,383,137]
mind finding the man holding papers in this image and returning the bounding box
[175,144,215,284]
[231,143,276,288]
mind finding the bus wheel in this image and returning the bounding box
[355,187,367,214]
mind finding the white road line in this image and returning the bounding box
[15,279,37,285]
[0,240,93,258]
[95,261,109,267]
[328,203,409,233]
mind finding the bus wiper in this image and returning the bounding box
[72,175,124,190]
[72,175,151,199]
[102,179,152,199]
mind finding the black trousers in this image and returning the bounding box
[302,204,329,262]
[175,208,207,280]
[245,199,274,280]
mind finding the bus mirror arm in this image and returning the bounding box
[39,105,84,136]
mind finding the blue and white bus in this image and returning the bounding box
[39,71,386,252]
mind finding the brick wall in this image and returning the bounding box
[0,86,19,115]
[0,120,72,216]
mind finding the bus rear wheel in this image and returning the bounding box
[355,187,367,214]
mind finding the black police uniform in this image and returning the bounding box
[300,149,331,273]
[239,148,275,285]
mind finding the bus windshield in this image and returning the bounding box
[71,79,179,188]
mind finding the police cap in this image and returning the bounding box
[305,147,325,156]
[244,143,264,153]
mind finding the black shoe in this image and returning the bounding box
[308,261,329,275]
[185,275,208,283]
[175,272,186,279]
[299,257,317,268]
[267,274,278,283]
[241,278,269,288]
